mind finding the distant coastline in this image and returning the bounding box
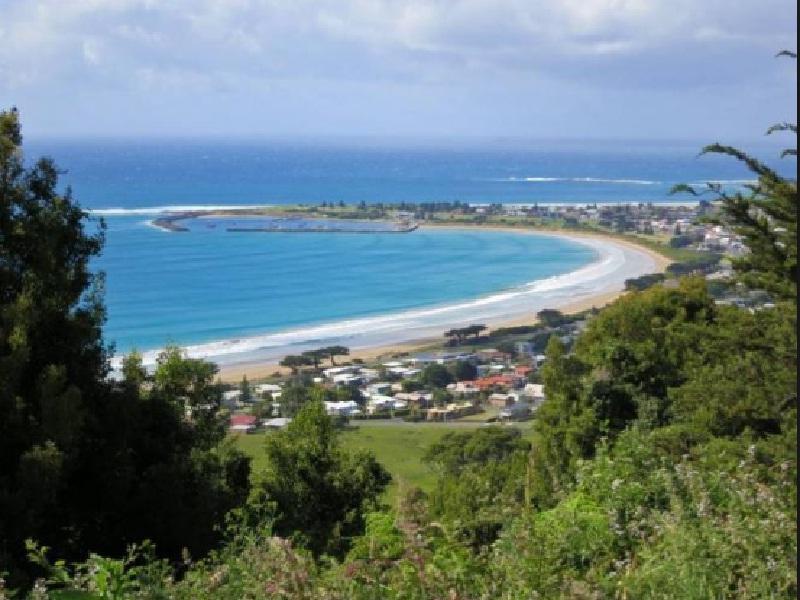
[150,209,418,233]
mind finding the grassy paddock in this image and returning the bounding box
[233,421,533,504]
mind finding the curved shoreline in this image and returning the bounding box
[108,227,668,377]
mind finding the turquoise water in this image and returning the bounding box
[97,216,595,355]
[30,137,783,364]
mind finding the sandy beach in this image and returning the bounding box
[217,226,670,382]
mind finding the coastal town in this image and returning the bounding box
[221,196,780,434]
[168,196,750,256]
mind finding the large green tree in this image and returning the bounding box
[0,110,250,587]
[251,400,390,557]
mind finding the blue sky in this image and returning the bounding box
[0,0,796,141]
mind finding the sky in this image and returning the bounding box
[0,0,796,141]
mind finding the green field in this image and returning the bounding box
[233,421,533,505]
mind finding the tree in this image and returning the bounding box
[672,53,797,300]
[238,375,252,403]
[321,345,350,366]
[432,388,452,408]
[0,110,250,587]
[420,362,454,389]
[277,384,311,417]
[251,400,391,557]
[464,324,487,339]
[301,349,326,369]
[444,327,465,345]
[424,428,531,548]
[280,354,312,374]
[448,360,477,381]
[536,309,567,328]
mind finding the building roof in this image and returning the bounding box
[230,414,257,427]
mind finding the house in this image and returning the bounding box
[254,383,282,395]
[523,383,545,399]
[359,368,380,382]
[324,400,361,416]
[488,393,513,408]
[222,389,242,409]
[446,381,480,396]
[426,402,478,421]
[332,373,363,386]
[382,360,406,368]
[365,382,393,397]
[229,414,258,433]
[475,374,521,391]
[387,366,421,378]
[367,395,407,414]
[323,366,360,379]
[394,391,432,407]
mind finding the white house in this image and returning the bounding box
[323,366,360,379]
[222,389,242,409]
[332,373,362,386]
[365,382,393,397]
[324,400,360,416]
[447,381,480,395]
[255,383,282,395]
[367,395,407,414]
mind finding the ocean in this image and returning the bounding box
[22,138,794,366]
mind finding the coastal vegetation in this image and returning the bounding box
[1,67,797,600]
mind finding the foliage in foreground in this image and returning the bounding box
[3,51,798,598]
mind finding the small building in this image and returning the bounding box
[222,389,242,409]
[365,382,393,397]
[447,381,480,396]
[475,374,521,392]
[323,366,360,379]
[523,383,545,400]
[394,391,432,407]
[229,414,258,433]
[367,395,407,414]
[332,373,363,386]
[254,383,282,395]
[426,402,478,421]
[488,393,514,408]
[324,400,360,416]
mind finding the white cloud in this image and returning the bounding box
[0,0,794,137]
[0,0,794,91]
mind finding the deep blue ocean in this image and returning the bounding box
[22,138,795,363]
[26,137,795,209]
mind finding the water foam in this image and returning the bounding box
[502,176,660,185]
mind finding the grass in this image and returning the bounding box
[233,421,533,504]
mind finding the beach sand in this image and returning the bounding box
[217,227,670,382]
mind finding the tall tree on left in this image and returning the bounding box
[0,109,250,590]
